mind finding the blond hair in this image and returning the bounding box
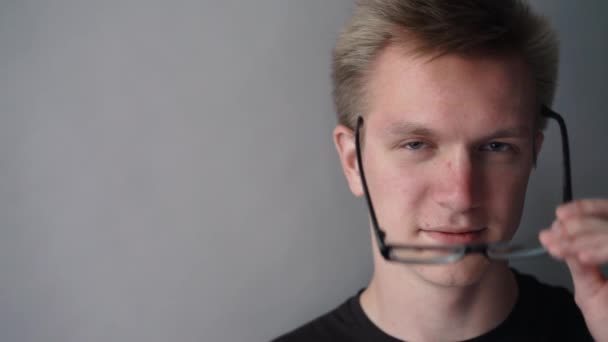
[332,0,559,129]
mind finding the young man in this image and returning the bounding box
[275,1,608,341]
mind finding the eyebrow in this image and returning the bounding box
[383,122,533,140]
[484,126,533,139]
[384,122,438,138]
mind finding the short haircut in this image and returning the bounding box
[332,0,559,130]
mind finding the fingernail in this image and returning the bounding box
[539,229,549,239]
[539,230,554,244]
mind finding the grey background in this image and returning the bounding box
[1,1,606,341]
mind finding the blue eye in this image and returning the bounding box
[403,141,426,150]
[482,142,512,152]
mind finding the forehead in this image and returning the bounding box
[364,44,537,132]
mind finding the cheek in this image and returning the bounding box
[483,168,531,229]
[369,168,425,204]
[364,155,429,220]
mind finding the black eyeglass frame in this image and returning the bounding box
[354,105,572,263]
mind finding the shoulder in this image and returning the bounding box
[465,270,592,341]
[512,270,592,340]
[271,293,365,342]
[515,270,576,310]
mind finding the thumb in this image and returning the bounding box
[566,257,604,300]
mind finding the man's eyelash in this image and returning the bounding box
[482,142,514,152]
[402,141,427,150]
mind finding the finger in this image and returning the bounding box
[539,229,570,260]
[543,221,608,261]
[565,257,605,302]
[557,199,608,220]
[558,217,608,239]
[578,247,608,265]
[544,219,608,264]
[569,236,608,265]
[543,229,606,302]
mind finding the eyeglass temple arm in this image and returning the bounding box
[541,106,573,203]
[355,117,390,258]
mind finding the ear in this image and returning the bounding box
[533,130,544,167]
[333,125,364,197]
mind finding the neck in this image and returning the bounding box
[360,261,518,342]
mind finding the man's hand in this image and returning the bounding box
[539,198,608,342]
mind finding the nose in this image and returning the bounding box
[434,149,480,213]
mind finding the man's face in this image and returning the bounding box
[335,45,542,286]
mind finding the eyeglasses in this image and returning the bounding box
[355,106,572,264]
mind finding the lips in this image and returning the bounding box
[422,228,487,244]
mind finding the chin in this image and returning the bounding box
[410,254,494,288]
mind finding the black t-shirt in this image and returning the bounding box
[273,271,593,341]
